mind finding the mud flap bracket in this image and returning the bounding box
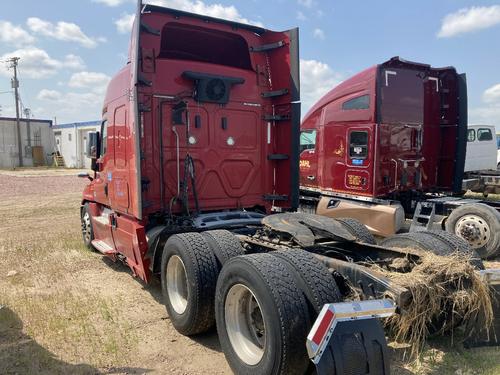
[307,299,396,375]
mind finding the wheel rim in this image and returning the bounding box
[81,212,92,243]
[455,214,491,249]
[166,255,189,315]
[225,284,266,366]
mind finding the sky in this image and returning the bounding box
[0,0,499,129]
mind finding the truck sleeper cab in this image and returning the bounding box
[79,3,396,374]
[300,57,500,258]
[81,3,301,281]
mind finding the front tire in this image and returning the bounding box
[161,233,219,335]
[80,203,94,249]
[215,254,310,375]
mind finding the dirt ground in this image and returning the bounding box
[0,169,499,375]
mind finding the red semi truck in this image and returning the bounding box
[299,57,500,258]
[79,4,499,374]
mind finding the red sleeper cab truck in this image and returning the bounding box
[299,57,500,258]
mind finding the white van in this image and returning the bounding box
[464,125,497,172]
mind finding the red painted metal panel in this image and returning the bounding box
[301,57,463,199]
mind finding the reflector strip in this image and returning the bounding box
[312,309,334,346]
[306,299,396,364]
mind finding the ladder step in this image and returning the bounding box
[416,215,432,220]
[91,240,116,255]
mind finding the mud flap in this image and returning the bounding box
[464,269,500,347]
[307,299,395,375]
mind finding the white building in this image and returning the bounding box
[0,116,55,168]
[52,121,101,169]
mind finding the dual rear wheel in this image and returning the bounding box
[161,228,385,375]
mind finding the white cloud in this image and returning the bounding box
[99,0,263,27]
[0,48,85,79]
[115,13,135,34]
[68,71,111,94]
[298,0,314,8]
[313,28,325,40]
[37,89,62,101]
[64,55,86,70]
[300,59,343,115]
[470,83,500,131]
[483,83,500,104]
[27,17,104,48]
[36,89,105,123]
[296,11,307,21]
[92,0,130,6]
[437,5,500,38]
[469,106,500,128]
[0,21,35,46]
[147,0,263,26]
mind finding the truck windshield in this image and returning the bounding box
[379,68,424,125]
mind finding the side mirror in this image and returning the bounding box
[86,132,100,171]
[86,132,100,159]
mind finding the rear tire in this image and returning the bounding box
[271,249,342,313]
[425,230,484,269]
[201,230,245,266]
[445,203,500,259]
[271,249,386,375]
[336,218,376,245]
[380,231,484,269]
[80,203,94,249]
[215,254,310,375]
[161,233,219,335]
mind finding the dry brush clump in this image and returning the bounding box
[380,252,494,357]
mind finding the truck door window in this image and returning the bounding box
[349,131,368,159]
[467,129,476,142]
[300,130,316,153]
[342,95,370,110]
[101,120,108,155]
[477,128,493,141]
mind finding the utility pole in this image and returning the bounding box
[9,57,23,167]
[24,107,32,148]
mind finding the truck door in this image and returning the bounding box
[94,119,111,205]
[344,127,372,194]
[91,119,115,249]
[299,129,318,187]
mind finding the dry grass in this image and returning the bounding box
[0,169,499,374]
[0,171,230,374]
[381,253,493,358]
